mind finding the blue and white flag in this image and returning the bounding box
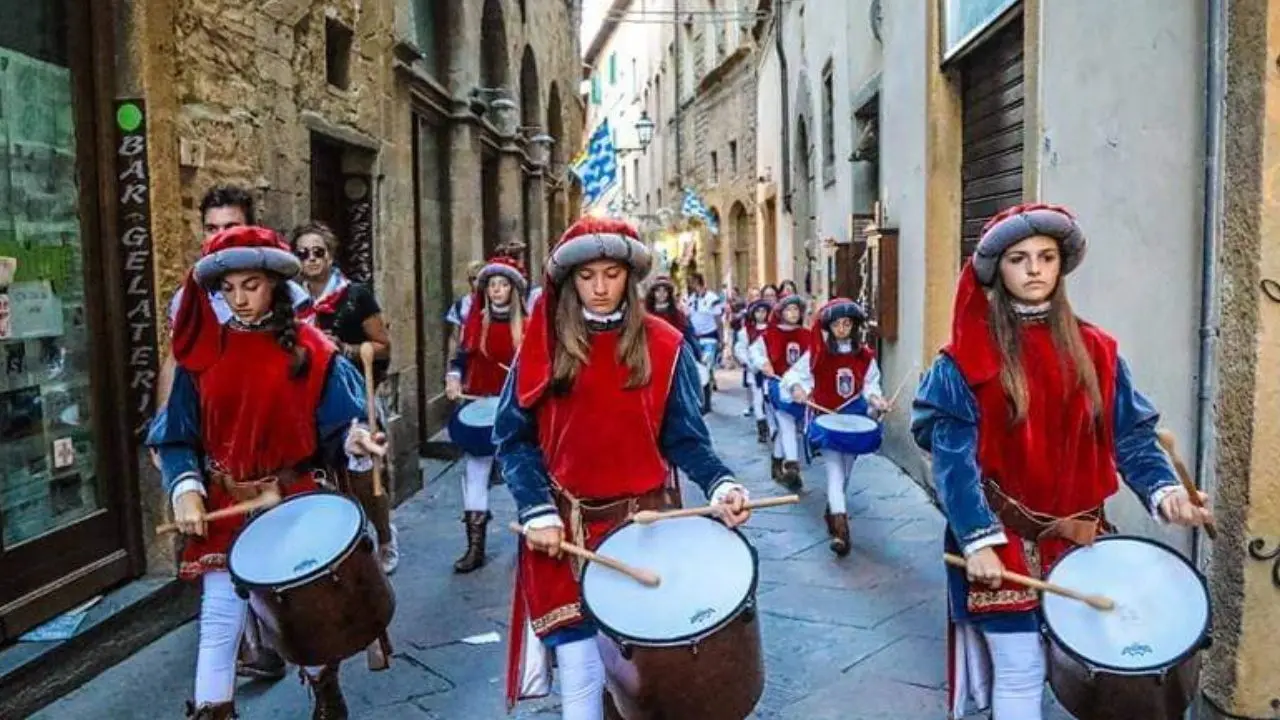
[572,119,618,208]
[681,187,718,235]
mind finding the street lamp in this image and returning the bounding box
[634,111,655,151]
[469,87,518,135]
[526,132,554,166]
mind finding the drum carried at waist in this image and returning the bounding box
[1041,535,1211,720]
[807,405,883,455]
[227,492,395,667]
[766,378,805,420]
[448,396,500,457]
[581,516,764,720]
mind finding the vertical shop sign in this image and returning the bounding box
[114,100,159,438]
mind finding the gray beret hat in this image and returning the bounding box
[477,259,529,295]
[546,226,651,285]
[972,205,1086,286]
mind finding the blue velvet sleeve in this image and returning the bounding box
[315,355,370,465]
[449,348,467,377]
[493,365,558,523]
[145,367,203,496]
[1112,355,1179,512]
[680,323,700,355]
[660,345,735,497]
[910,355,1003,547]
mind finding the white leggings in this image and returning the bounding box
[555,637,606,720]
[749,383,766,421]
[821,450,856,514]
[462,454,493,512]
[983,631,1046,720]
[773,411,800,461]
[196,571,327,704]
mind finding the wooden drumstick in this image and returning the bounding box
[507,522,661,587]
[882,362,921,414]
[1155,428,1218,540]
[359,343,385,498]
[499,362,511,372]
[805,399,837,415]
[156,489,281,535]
[943,554,1115,612]
[631,494,801,524]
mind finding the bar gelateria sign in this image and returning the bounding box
[941,0,1019,62]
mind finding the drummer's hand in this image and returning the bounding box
[715,488,751,528]
[1159,488,1214,527]
[868,394,891,413]
[790,386,808,404]
[966,547,1005,589]
[445,376,463,401]
[526,526,564,558]
[760,361,775,377]
[174,491,207,537]
[346,421,388,458]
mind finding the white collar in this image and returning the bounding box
[583,307,624,323]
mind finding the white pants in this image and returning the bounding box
[774,411,799,462]
[748,378,766,421]
[462,454,493,512]
[195,572,327,705]
[983,631,1046,720]
[555,637,606,720]
[822,450,857,514]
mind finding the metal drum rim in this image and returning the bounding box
[227,490,368,592]
[580,516,761,649]
[1042,534,1212,676]
[456,397,500,427]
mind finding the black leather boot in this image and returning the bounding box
[453,511,490,573]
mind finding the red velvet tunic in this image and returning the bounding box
[810,345,875,410]
[463,317,516,396]
[944,267,1118,612]
[763,325,809,375]
[178,324,334,579]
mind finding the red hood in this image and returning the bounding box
[943,262,1002,386]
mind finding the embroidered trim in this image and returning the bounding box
[959,524,1006,544]
[967,587,1038,611]
[179,553,227,581]
[531,602,582,635]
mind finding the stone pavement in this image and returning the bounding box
[35,372,1070,719]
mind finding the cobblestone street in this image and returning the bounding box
[36,374,1071,719]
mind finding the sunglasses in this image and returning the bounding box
[296,247,328,260]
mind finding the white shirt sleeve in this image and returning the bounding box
[861,358,884,399]
[781,351,814,394]
[733,329,750,365]
[523,514,565,532]
[748,336,769,371]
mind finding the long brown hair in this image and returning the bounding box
[551,275,650,393]
[480,278,525,356]
[987,279,1102,424]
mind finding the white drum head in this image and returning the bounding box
[459,396,500,427]
[229,493,364,587]
[1043,536,1209,673]
[814,414,878,433]
[582,517,755,643]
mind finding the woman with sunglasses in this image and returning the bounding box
[291,222,399,575]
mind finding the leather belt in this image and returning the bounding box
[208,466,312,503]
[982,478,1111,547]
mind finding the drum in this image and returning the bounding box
[1042,535,1211,720]
[808,412,883,454]
[766,377,805,419]
[582,517,763,720]
[228,492,395,667]
[448,396,499,457]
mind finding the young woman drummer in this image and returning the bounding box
[148,226,386,720]
[747,293,809,489]
[733,297,774,443]
[493,217,751,719]
[781,298,889,556]
[445,256,527,573]
[910,203,1215,719]
[644,274,699,353]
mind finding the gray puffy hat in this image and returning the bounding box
[972,203,1086,286]
[545,217,651,285]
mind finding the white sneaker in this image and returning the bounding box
[378,525,400,575]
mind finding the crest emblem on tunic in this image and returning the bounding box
[786,342,801,364]
[836,368,855,398]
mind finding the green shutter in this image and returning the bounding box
[592,75,602,104]
[608,53,617,85]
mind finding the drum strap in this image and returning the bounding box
[981,479,1110,547]
[552,484,668,575]
[208,465,317,503]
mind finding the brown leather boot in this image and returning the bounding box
[304,665,348,720]
[770,457,783,482]
[781,461,803,490]
[186,701,238,719]
[452,511,490,574]
[829,513,851,557]
[823,505,836,537]
[756,419,770,444]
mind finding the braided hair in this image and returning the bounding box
[269,278,310,378]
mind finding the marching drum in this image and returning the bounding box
[448,395,500,457]
[807,412,883,455]
[1042,535,1211,720]
[766,377,806,419]
[228,492,395,667]
[582,516,764,720]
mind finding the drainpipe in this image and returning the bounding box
[776,2,792,213]
[1193,0,1226,570]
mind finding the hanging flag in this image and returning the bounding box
[572,119,619,208]
[681,187,719,235]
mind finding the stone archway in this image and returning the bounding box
[793,71,816,293]
[731,200,751,290]
[546,82,567,246]
[518,46,541,268]
[480,0,510,91]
